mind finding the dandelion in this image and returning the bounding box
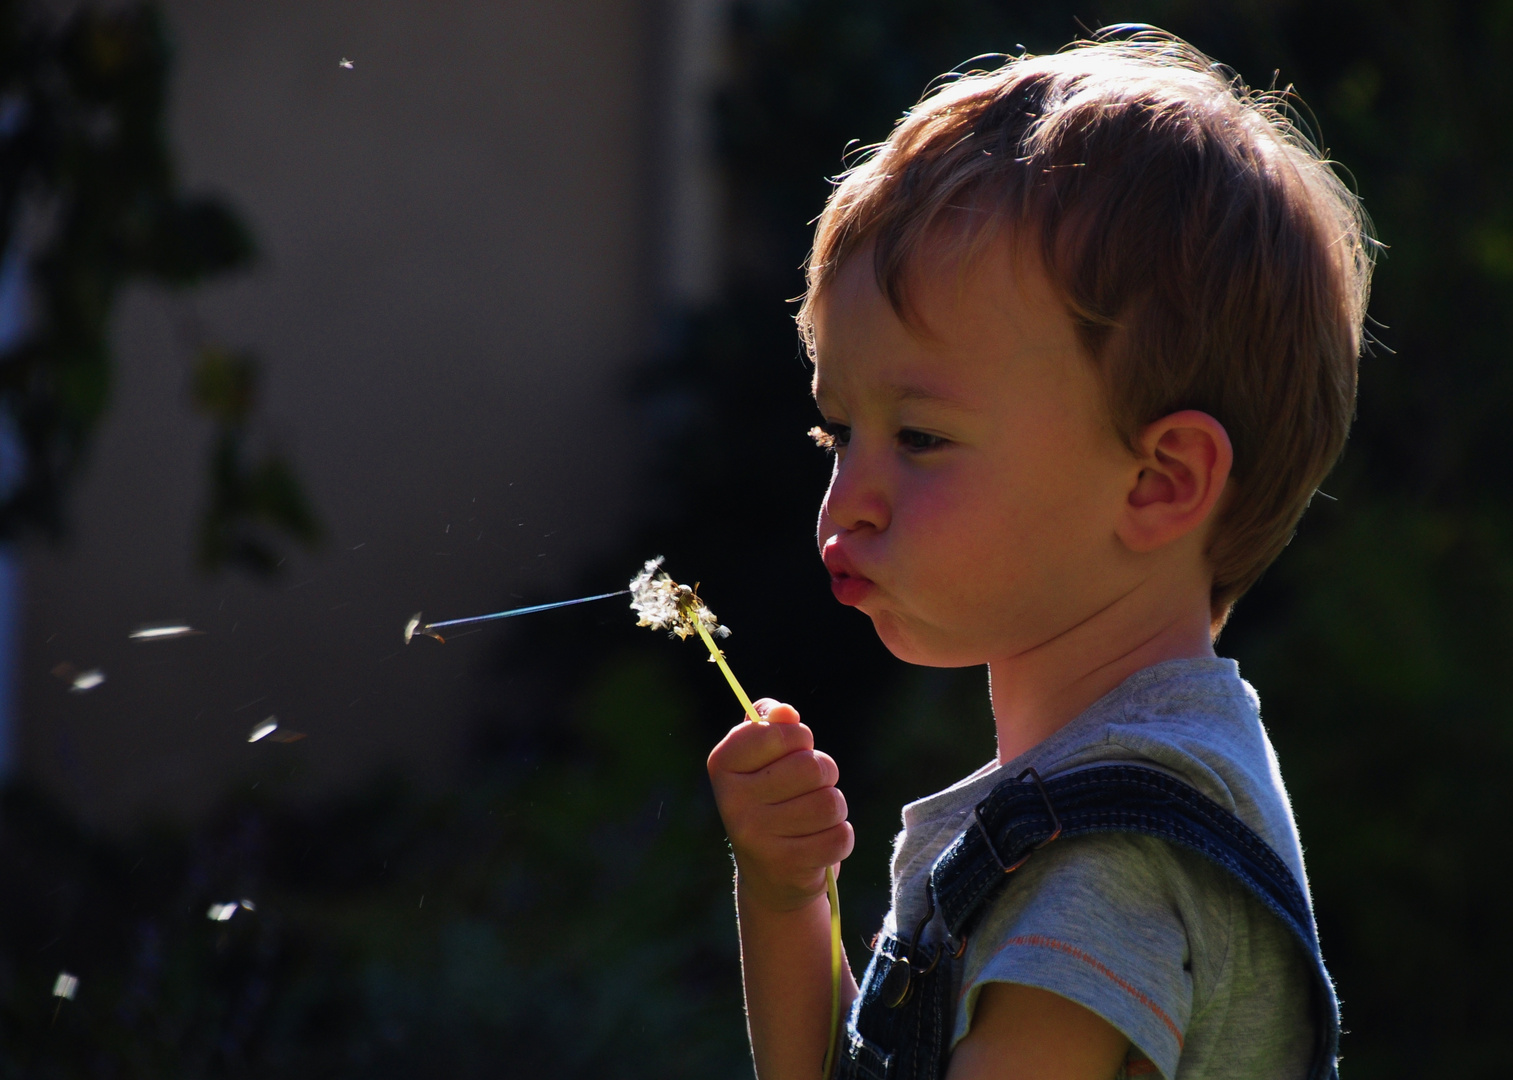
[630,557,843,1078]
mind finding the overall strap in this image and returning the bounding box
[928,764,1339,1080]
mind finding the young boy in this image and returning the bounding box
[707,29,1372,1080]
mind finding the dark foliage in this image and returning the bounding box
[0,0,317,572]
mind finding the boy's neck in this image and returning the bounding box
[988,596,1217,765]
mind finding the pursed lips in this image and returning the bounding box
[821,536,876,606]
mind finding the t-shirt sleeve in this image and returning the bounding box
[952,832,1221,1080]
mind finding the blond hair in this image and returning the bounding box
[798,28,1375,626]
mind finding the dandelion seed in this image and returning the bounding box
[339,57,354,69]
[248,718,279,743]
[52,972,78,1000]
[404,591,628,642]
[207,903,238,921]
[70,669,104,693]
[128,625,200,641]
[239,899,256,911]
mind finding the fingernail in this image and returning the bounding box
[754,700,771,719]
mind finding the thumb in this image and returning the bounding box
[752,698,801,725]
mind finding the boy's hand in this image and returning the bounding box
[707,699,854,913]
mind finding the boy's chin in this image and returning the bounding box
[871,613,985,669]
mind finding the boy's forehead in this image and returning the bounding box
[809,237,1080,403]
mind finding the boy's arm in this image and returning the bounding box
[708,701,859,1080]
[944,983,1130,1080]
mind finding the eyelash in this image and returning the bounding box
[808,423,847,452]
[807,423,946,454]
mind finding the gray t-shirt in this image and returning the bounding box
[881,658,1317,1080]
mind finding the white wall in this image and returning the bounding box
[18,0,685,826]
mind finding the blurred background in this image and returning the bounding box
[0,0,1508,1076]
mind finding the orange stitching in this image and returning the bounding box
[967,933,1184,1049]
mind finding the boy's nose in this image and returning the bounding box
[821,456,891,534]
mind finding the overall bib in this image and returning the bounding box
[835,765,1340,1080]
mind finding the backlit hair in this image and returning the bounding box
[798,28,1375,628]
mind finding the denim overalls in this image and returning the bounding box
[835,765,1340,1080]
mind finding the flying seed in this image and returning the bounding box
[52,972,78,1000]
[70,670,104,693]
[207,903,238,921]
[129,625,201,641]
[248,718,279,743]
[339,57,354,68]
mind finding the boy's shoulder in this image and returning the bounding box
[888,658,1319,1079]
[1038,657,1309,883]
[895,657,1308,893]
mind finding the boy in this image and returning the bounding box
[707,29,1372,1080]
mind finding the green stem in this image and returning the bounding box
[822,865,841,1080]
[691,615,842,1078]
[693,619,761,724]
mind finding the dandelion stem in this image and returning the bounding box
[691,611,841,1079]
[823,865,841,1080]
[692,619,761,724]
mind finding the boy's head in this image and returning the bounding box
[803,29,1374,643]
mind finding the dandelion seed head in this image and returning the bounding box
[629,557,728,641]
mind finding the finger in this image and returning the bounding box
[743,747,838,803]
[760,785,848,839]
[708,719,815,776]
[772,821,855,871]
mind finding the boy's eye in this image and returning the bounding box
[898,428,946,452]
[808,422,850,452]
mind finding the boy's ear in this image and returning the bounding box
[1116,410,1233,554]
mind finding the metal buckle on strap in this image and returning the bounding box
[972,767,1064,874]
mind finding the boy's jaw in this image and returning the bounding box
[821,536,875,607]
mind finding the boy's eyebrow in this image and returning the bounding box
[884,382,974,408]
[811,378,978,411]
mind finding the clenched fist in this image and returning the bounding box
[707,699,854,913]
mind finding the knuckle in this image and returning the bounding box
[828,787,848,821]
